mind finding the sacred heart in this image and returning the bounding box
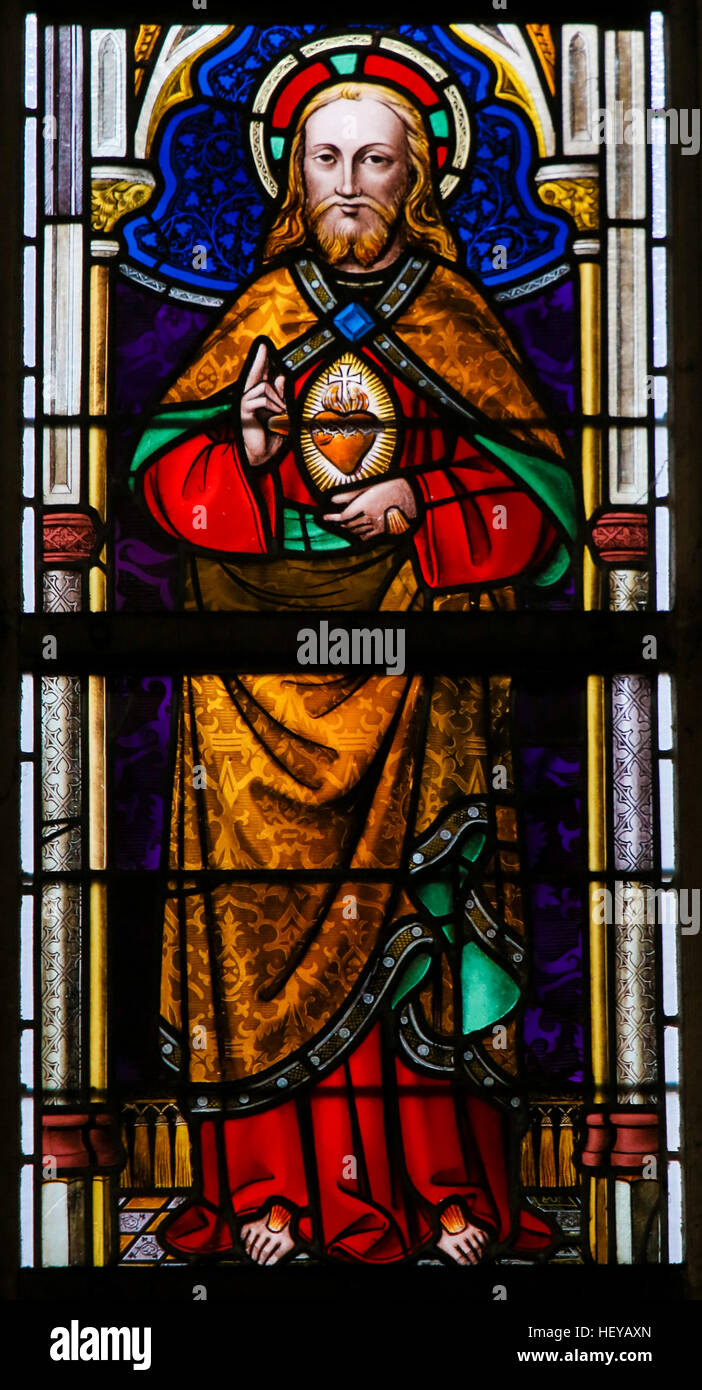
[310,408,378,476]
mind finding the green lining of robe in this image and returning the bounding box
[390,951,433,1009]
[530,540,570,586]
[283,507,351,552]
[411,828,486,923]
[403,824,516,1031]
[460,942,520,1033]
[474,433,578,540]
[129,405,230,478]
[389,936,519,1034]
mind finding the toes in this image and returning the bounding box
[262,1238,282,1267]
[468,1226,490,1254]
[256,1234,275,1264]
[243,1224,262,1257]
[457,1235,478,1265]
[438,1232,469,1265]
[438,1218,491,1266]
[249,1229,267,1261]
[240,1217,295,1265]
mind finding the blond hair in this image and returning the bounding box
[263,81,457,263]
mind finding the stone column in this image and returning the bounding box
[577,28,660,1264]
[536,33,610,1257]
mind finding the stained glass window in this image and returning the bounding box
[11,8,700,1327]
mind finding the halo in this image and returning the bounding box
[249,33,470,202]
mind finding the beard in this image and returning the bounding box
[306,191,405,268]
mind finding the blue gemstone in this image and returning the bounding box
[333,301,375,341]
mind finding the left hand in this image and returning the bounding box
[323,478,418,540]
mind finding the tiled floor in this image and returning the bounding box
[119,1194,188,1264]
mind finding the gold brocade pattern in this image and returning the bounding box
[161,663,524,1082]
[163,269,318,403]
[415,675,489,834]
[170,671,423,872]
[154,259,541,1091]
[393,264,563,458]
[162,666,426,1081]
[161,262,563,466]
[162,881,415,1082]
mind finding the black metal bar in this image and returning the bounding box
[18,611,677,674]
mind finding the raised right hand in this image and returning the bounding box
[240,341,287,468]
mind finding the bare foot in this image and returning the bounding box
[240,1211,295,1266]
[437,1221,490,1266]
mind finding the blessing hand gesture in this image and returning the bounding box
[240,341,287,468]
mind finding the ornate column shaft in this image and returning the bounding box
[40,23,89,1269]
[539,28,614,1260]
[576,28,659,1265]
[605,34,659,1260]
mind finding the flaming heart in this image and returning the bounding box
[310,407,379,476]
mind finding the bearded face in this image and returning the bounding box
[301,96,411,270]
[305,187,407,267]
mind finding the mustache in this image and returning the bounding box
[308,193,399,227]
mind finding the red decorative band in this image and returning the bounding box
[42,1112,123,1171]
[43,512,97,563]
[591,510,649,564]
[41,1113,91,1169]
[609,1112,659,1169]
[580,1112,611,1168]
[580,1110,659,1172]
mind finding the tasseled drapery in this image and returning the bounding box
[519,1107,580,1189]
[120,1105,192,1191]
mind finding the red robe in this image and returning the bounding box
[142,358,556,588]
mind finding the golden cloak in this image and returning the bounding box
[148,257,572,1103]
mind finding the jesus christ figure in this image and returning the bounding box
[131,79,575,1266]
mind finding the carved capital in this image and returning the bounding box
[537,177,599,232]
[91,165,156,233]
[580,1110,659,1172]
